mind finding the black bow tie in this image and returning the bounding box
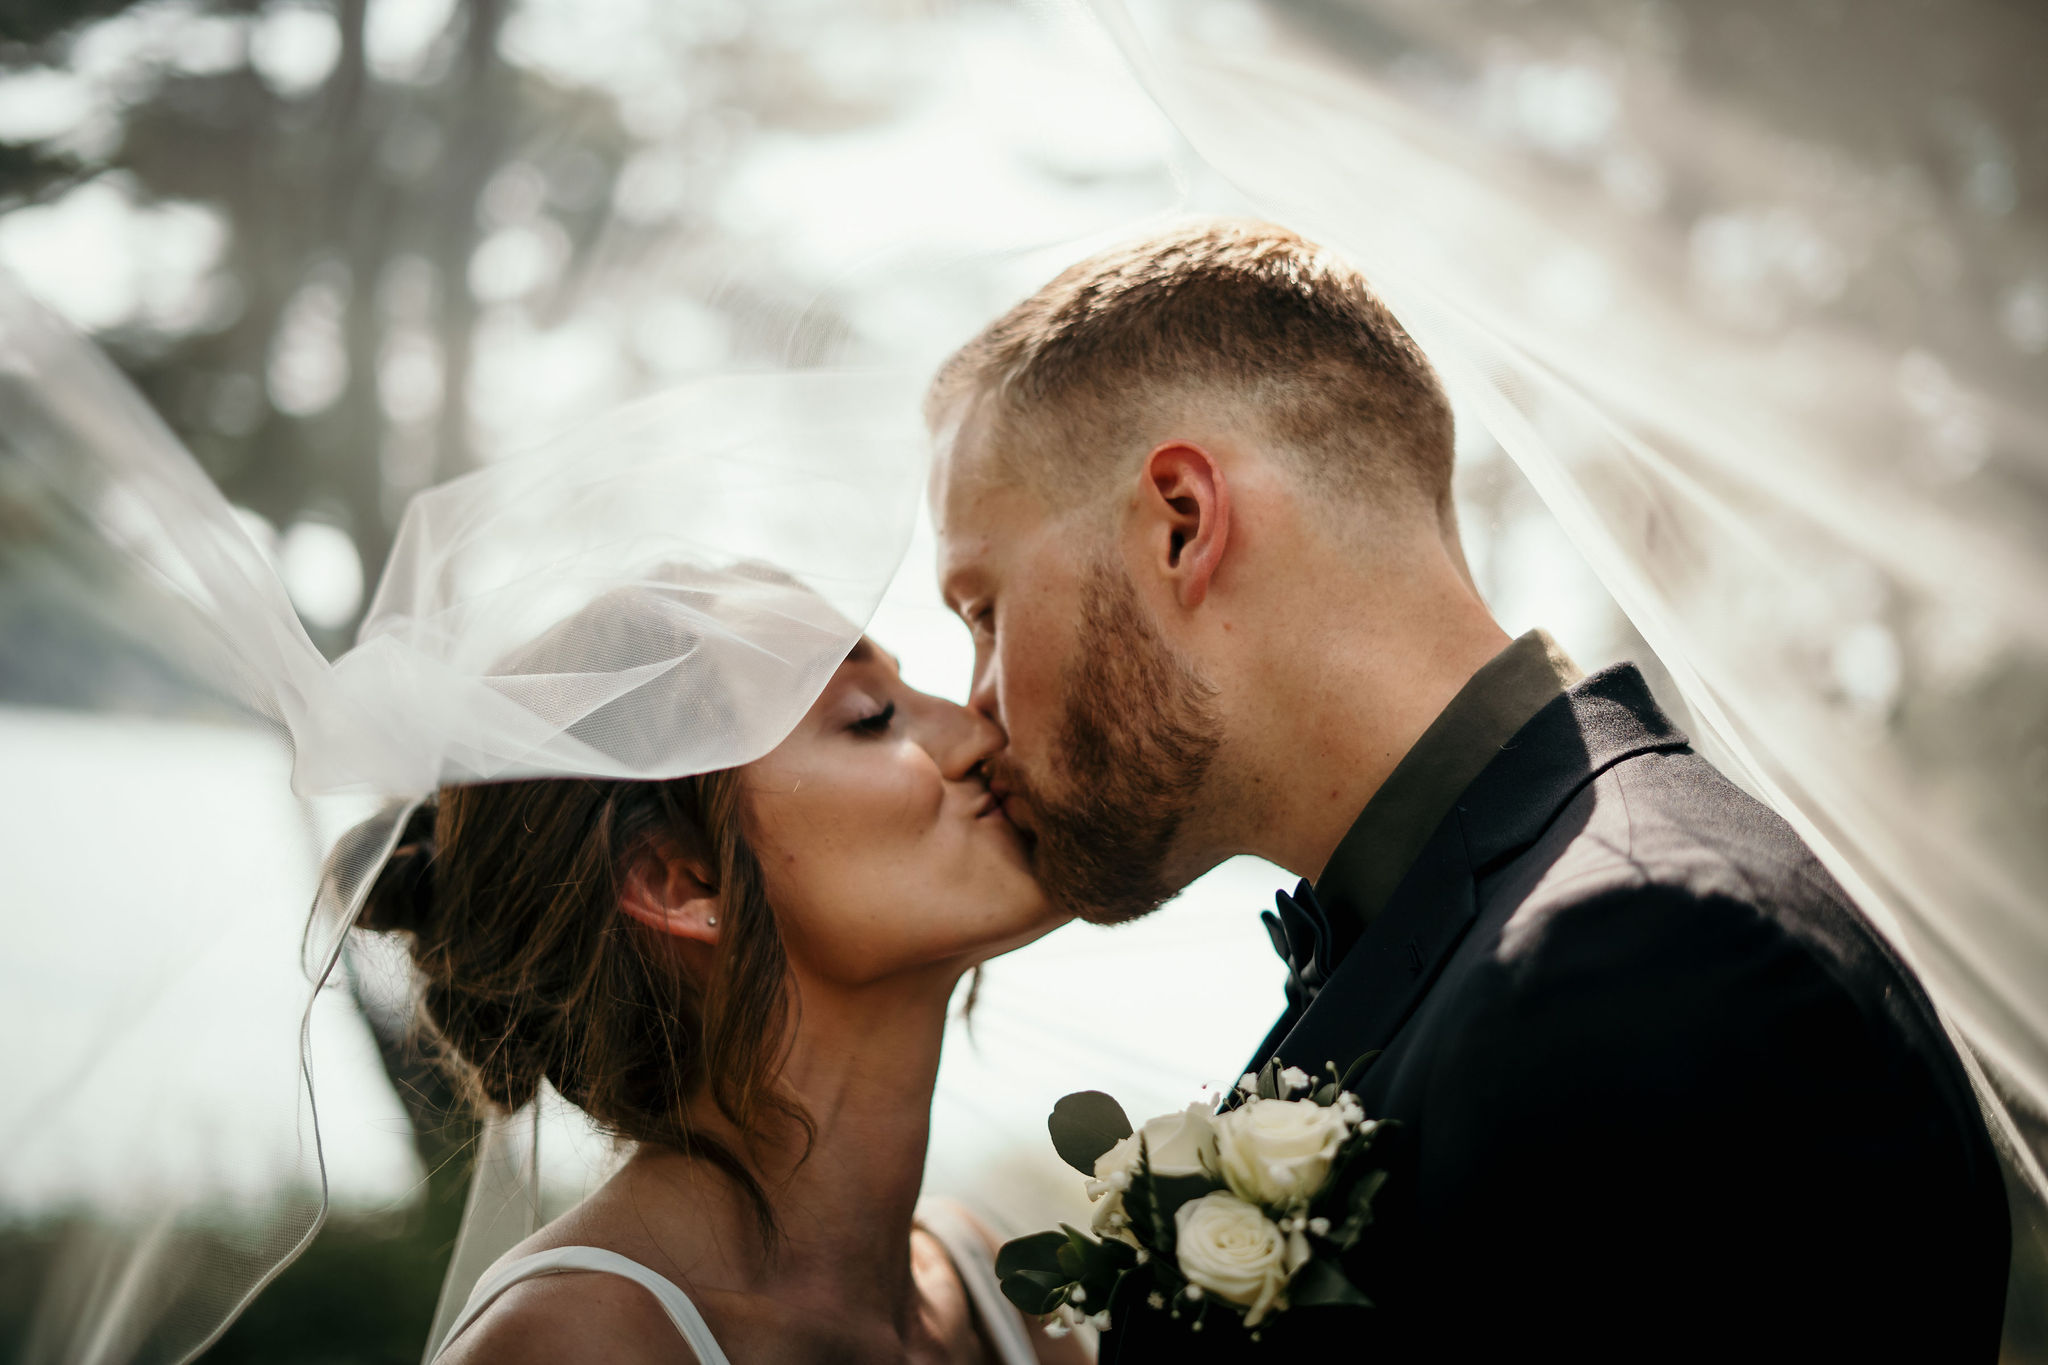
[1262,879,1360,1015]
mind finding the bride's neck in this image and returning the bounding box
[639,971,958,1315]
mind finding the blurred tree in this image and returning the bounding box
[0,4,902,1355]
[0,9,634,1351]
[0,0,635,651]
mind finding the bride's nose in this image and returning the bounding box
[921,695,1007,782]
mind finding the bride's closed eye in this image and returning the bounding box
[850,701,896,736]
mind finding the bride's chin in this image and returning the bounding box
[952,901,1070,970]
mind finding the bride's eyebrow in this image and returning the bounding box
[843,638,903,673]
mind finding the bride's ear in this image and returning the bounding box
[619,840,722,945]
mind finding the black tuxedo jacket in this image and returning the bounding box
[1100,664,2008,1362]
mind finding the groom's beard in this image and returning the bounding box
[1010,562,1222,925]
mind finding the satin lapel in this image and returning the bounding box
[1253,811,1480,1080]
[1457,662,1688,874]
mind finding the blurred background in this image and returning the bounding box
[0,0,2042,1360]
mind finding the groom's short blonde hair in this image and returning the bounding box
[928,218,1456,521]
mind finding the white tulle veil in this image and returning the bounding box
[6,1,2045,1360]
[2,269,928,1361]
[1087,4,2048,1351]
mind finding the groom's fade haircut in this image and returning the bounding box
[928,218,1456,525]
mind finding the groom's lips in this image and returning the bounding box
[986,782,1033,834]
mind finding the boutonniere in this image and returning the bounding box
[996,1055,1395,1339]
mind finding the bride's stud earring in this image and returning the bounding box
[706,915,718,927]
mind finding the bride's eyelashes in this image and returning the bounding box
[850,701,897,736]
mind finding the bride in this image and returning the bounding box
[359,630,1086,1364]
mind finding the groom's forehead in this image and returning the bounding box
[932,408,1026,536]
[934,475,1032,590]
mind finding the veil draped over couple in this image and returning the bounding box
[11,6,2048,1362]
[14,217,2018,1365]
[396,222,2009,1362]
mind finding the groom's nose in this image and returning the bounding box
[966,647,1002,734]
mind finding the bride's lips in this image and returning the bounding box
[983,781,1033,835]
[975,788,1021,830]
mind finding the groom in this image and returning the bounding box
[928,220,2010,1360]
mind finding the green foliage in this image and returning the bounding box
[1288,1256,1375,1310]
[1229,1052,1378,1110]
[1047,1090,1131,1176]
[0,0,135,46]
[994,1229,1067,1282]
[997,1266,1070,1316]
[200,1202,462,1364]
[994,1223,1138,1319]
[1337,1050,1381,1092]
[1316,1119,1396,1255]
[0,1194,467,1365]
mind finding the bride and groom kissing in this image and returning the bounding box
[384,219,2009,1363]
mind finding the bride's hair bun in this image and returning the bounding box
[357,802,439,936]
[330,744,799,1240]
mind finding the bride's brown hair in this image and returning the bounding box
[356,768,804,1242]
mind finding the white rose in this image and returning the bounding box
[1139,1101,1220,1178]
[1086,1103,1220,1241]
[1173,1191,1304,1327]
[1214,1097,1351,1209]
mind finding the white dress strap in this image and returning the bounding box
[914,1199,1040,1365]
[434,1245,731,1365]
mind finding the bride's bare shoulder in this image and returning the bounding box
[436,1270,700,1365]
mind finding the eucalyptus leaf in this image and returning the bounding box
[994,1230,1067,1280]
[1056,1224,1096,1280]
[1099,1237,1139,1270]
[1048,1091,1133,1176]
[1328,1166,1391,1250]
[1288,1257,1376,1310]
[1337,1050,1382,1092]
[999,1267,1071,1316]
[1350,1167,1389,1217]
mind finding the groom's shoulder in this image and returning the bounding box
[1427,744,1993,1169]
[1473,744,1902,1015]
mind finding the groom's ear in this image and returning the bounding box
[619,838,722,945]
[1139,442,1231,611]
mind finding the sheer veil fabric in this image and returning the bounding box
[2,269,927,1362]
[1089,0,2048,1346]
[7,1,2046,1360]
